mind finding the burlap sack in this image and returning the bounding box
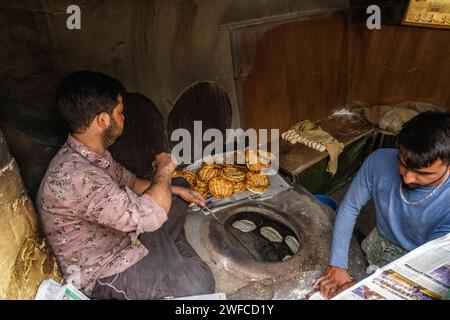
[0,130,62,299]
[349,101,445,134]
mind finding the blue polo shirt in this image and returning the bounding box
[330,148,450,268]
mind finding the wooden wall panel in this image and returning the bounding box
[348,23,450,109]
[232,12,348,131]
[232,10,449,133]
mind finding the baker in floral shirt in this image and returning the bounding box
[36,71,215,299]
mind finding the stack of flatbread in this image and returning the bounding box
[172,149,275,200]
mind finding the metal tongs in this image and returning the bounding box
[188,191,223,225]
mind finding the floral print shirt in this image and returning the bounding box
[36,135,167,295]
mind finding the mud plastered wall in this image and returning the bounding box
[0,0,347,195]
[0,0,347,124]
[0,130,62,299]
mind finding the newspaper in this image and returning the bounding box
[169,292,227,300]
[333,233,450,300]
[35,279,90,300]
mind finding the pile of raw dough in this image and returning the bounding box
[281,129,326,152]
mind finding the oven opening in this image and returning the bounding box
[225,210,301,262]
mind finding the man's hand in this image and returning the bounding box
[153,153,177,173]
[313,265,356,299]
[172,186,206,207]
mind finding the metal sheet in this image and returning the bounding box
[187,151,292,214]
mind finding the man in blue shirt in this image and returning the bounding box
[314,111,450,299]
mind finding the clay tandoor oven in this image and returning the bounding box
[185,183,367,299]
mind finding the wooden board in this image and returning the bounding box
[279,114,374,176]
[231,11,349,131]
[348,23,450,109]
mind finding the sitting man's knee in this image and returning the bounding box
[185,262,215,296]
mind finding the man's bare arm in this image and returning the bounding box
[142,153,177,215]
[133,177,151,195]
[133,177,191,197]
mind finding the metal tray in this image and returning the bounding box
[185,152,292,214]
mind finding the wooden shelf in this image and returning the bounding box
[279,114,374,177]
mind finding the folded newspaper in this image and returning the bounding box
[169,292,226,300]
[35,279,90,300]
[333,233,450,300]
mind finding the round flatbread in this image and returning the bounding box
[245,183,268,194]
[260,226,283,243]
[198,164,222,181]
[232,219,257,233]
[285,235,300,254]
[223,165,246,182]
[172,170,197,186]
[233,181,246,194]
[208,177,234,199]
[245,171,270,194]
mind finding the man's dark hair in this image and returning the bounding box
[56,70,125,133]
[398,111,450,168]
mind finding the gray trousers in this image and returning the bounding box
[91,178,215,300]
[361,227,408,269]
